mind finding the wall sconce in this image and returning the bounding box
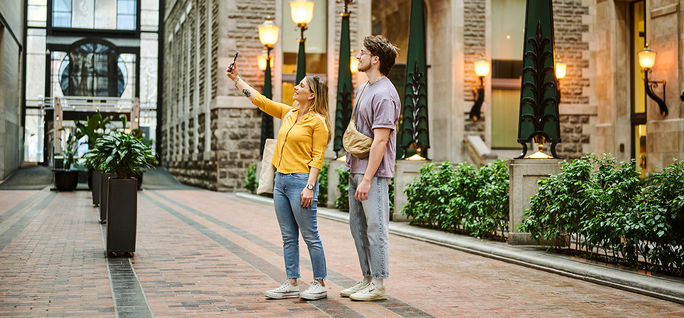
[469,57,489,121]
[555,60,566,103]
[638,45,669,116]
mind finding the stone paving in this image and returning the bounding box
[1,188,683,317]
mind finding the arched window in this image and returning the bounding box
[58,40,127,97]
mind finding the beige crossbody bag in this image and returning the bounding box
[257,109,295,194]
[343,83,373,159]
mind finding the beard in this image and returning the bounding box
[358,61,371,72]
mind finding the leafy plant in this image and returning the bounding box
[403,160,509,239]
[317,160,329,206]
[60,129,80,170]
[244,163,257,193]
[82,133,157,179]
[75,111,111,148]
[334,166,350,211]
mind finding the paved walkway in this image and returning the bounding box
[1,188,683,317]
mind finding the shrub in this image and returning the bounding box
[521,154,683,276]
[317,160,329,206]
[403,160,509,239]
[334,166,350,211]
[244,163,257,194]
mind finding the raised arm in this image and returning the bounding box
[225,63,259,102]
[225,62,292,119]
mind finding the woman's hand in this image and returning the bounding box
[301,188,314,208]
[225,63,240,81]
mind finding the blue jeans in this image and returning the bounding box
[273,172,327,280]
[348,173,390,279]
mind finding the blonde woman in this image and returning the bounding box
[226,63,332,300]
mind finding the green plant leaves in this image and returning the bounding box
[521,154,683,276]
[402,159,509,239]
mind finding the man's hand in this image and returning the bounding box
[355,179,371,201]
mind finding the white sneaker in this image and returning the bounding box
[264,281,300,299]
[300,281,327,300]
[340,281,370,297]
[349,282,387,301]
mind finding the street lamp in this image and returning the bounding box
[289,0,315,83]
[258,17,280,156]
[638,45,668,116]
[469,57,490,121]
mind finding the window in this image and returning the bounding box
[490,0,526,149]
[117,0,137,30]
[53,0,72,27]
[631,0,646,176]
[58,41,127,97]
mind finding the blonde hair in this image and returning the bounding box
[304,75,332,143]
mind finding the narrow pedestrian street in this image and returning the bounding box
[1,188,682,317]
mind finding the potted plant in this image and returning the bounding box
[53,129,80,191]
[75,112,111,201]
[88,132,157,255]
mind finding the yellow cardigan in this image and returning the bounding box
[252,93,329,174]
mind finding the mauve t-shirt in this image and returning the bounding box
[345,77,401,178]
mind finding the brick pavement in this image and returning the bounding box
[0,188,683,317]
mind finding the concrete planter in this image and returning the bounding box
[508,158,568,246]
[393,160,431,221]
[106,177,138,256]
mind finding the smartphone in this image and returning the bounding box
[228,52,239,72]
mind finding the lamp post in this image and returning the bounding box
[289,0,315,84]
[469,57,490,121]
[638,45,669,116]
[258,17,279,156]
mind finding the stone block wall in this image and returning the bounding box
[0,0,25,179]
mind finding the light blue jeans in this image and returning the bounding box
[273,172,327,280]
[348,173,390,279]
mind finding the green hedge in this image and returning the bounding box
[335,166,350,211]
[402,160,509,239]
[520,154,683,276]
[317,160,329,206]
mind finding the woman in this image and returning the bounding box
[226,63,332,300]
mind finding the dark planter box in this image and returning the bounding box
[91,171,102,206]
[53,169,78,191]
[99,173,111,224]
[106,177,137,255]
[135,172,143,191]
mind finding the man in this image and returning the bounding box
[342,35,400,301]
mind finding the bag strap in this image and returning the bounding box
[351,82,369,119]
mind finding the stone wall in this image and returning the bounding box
[162,0,273,191]
[0,0,25,179]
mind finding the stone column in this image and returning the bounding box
[645,0,684,172]
[393,160,429,221]
[507,158,564,245]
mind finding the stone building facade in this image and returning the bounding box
[0,0,25,179]
[162,0,683,191]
